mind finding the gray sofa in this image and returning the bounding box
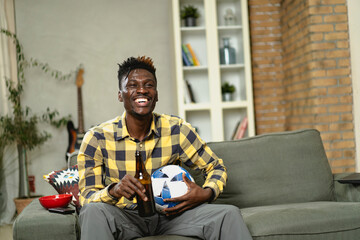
[13,129,360,239]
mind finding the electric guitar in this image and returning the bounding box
[66,68,85,160]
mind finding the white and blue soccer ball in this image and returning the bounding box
[151,165,194,212]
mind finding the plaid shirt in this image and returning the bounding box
[78,112,227,209]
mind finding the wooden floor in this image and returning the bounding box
[0,224,12,240]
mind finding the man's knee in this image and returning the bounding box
[215,204,239,211]
[210,204,241,215]
[208,204,245,224]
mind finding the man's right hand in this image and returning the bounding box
[109,174,148,201]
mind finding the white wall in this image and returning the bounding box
[14,0,176,197]
[348,0,360,171]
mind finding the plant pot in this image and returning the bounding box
[222,93,233,102]
[14,197,38,214]
[185,17,197,27]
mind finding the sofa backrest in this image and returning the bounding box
[208,129,335,208]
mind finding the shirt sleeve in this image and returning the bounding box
[178,121,227,200]
[78,130,118,206]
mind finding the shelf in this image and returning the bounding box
[183,65,208,71]
[173,0,255,141]
[184,102,211,111]
[220,63,245,69]
[217,25,242,31]
[217,0,241,2]
[181,26,206,32]
[221,100,248,109]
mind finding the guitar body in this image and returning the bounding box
[66,68,86,161]
[67,120,77,154]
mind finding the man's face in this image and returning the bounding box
[118,68,158,118]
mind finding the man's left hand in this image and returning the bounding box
[163,173,213,216]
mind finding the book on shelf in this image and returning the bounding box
[182,44,194,66]
[182,47,192,66]
[183,79,195,103]
[232,117,248,140]
[231,120,241,140]
[185,43,200,66]
[183,80,191,103]
[187,80,196,103]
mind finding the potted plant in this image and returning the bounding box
[0,29,73,213]
[221,82,235,101]
[0,128,7,216]
[181,5,200,27]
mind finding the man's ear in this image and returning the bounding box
[118,91,123,102]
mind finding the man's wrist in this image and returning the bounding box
[204,187,215,203]
[108,183,119,200]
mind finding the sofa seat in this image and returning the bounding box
[13,198,196,240]
[242,201,360,240]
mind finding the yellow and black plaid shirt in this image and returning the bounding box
[78,112,227,209]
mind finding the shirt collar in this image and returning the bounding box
[115,112,160,141]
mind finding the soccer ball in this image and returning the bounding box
[151,165,194,212]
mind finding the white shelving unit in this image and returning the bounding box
[172,0,255,142]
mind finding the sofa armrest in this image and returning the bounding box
[13,198,80,240]
[333,173,360,202]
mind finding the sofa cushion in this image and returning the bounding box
[208,129,334,208]
[43,165,80,209]
[241,201,360,240]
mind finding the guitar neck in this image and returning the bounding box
[77,86,85,134]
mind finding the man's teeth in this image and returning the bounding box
[135,98,148,103]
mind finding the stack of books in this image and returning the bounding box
[182,43,200,66]
[231,117,248,140]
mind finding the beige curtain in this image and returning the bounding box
[0,0,18,225]
[0,0,17,115]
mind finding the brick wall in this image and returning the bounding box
[249,0,286,133]
[249,0,355,173]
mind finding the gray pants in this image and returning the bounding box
[79,203,252,240]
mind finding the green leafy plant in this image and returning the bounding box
[180,5,200,19]
[0,28,74,198]
[221,82,235,94]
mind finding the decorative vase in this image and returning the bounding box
[185,17,197,27]
[17,145,30,198]
[14,197,37,214]
[222,92,233,102]
[224,8,235,26]
[220,38,236,65]
[0,148,6,218]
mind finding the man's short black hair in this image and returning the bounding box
[117,56,157,90]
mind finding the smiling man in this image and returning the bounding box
[77,56,252,240]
